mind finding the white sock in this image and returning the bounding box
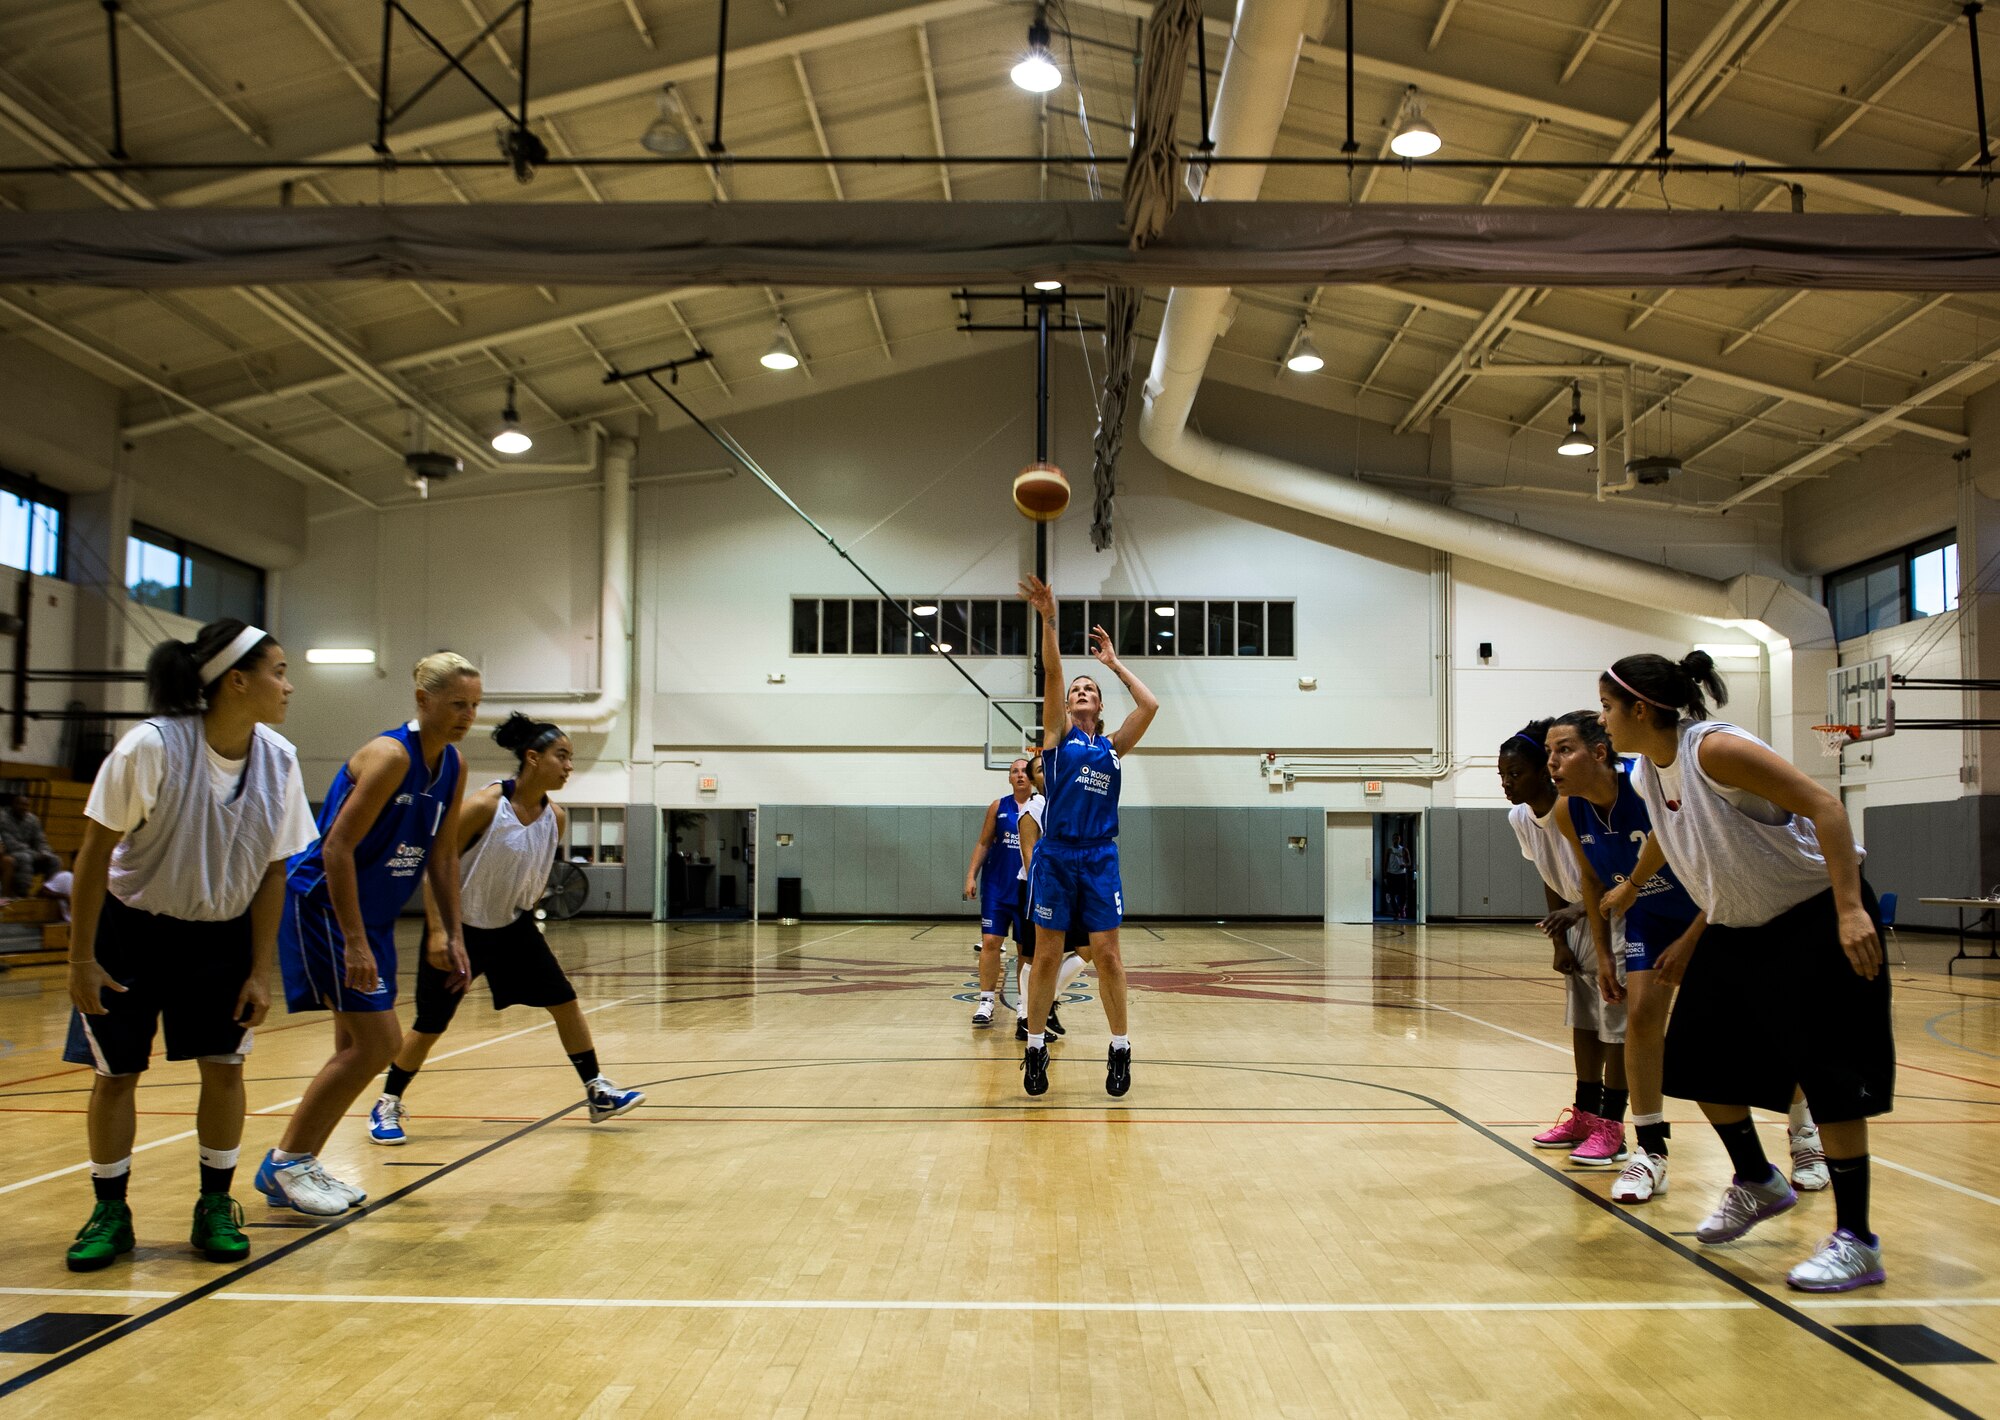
[1789,1097,1813,1132]
[1632,1110,1666,1127]
[89,1156,132,1180]
[1027,1032,1046,1049]
[271,1148,310,1165]
[1056,955,1088,991]
[197,1145,240,1171]
[1017,999,1029,1019]
[979,991,994,1003]
[1110,1034,1131,1051]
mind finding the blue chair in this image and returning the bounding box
[1878,891,1903,965]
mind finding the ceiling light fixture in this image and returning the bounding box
[1557,380,1594,457]
[1153,605,1174,617]
[1389,87,1442,159]
[760,319,801,371]
[641,83,692,155]
[1032,279,1064,292]
[913,603,939,616]
[491,379,532,454]
[1283,323,1324,374]
[1011,8,1061,93]
[305,648,377,665]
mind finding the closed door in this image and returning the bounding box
[1325,812,1375,924]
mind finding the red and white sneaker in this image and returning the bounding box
[1569,1116,1628,1167]
[1611,1151,1668,1203]
[1533,1106,1596,1149]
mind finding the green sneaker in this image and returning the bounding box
[190,1192,249,1264]
[65,1199,134,1272]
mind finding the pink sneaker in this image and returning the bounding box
[1533,1106,1595,1149]
[1569,1116,1628,1167]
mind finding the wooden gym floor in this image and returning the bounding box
[0,919,1997,1418]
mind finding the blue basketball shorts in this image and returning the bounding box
[1028,839,1122,935]
[980,886,1023,939]
[1622,909,1694,973]
[278,889,400,1014]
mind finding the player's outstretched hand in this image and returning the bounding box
[1089,625,1117,666]
[1018,577,1055,616]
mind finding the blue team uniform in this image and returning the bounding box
[980,795,1025,937]
[1569,761,1699,971]
[278,722,462,1012]
[1030,726,1123,934]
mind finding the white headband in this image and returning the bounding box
[200,626,270,686]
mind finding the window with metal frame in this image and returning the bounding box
[0,468,65,580]
[126,522,265,623]
[1825,533,1959,642]
[790,597,1297,657]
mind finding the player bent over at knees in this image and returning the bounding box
[367,713,641,1143]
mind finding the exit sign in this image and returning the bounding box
[1363,780,1384,796]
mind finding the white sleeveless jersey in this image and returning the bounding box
[1508,801,1582,902]
[1631,720,1851,928]
[458,783,560,930]
[105,716,299,921]
[1017,794,1046,881]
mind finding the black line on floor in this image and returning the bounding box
[0,1098,583,1401]
[1196,1063,1987,1420]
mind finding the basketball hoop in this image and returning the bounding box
[1812,723,1858,758]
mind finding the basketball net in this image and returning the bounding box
[1812,723,1857,758]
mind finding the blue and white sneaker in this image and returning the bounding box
[253,1151,350,1217]
[586,1077,645,1122]
[368,1095,408,1146]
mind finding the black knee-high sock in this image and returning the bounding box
[568,1049,601,1085]
[1575,1080,1604,1117]
[199,1162,234,1195]
[1829,1155,1873,1240]
[92,1170,129,1203]
[1713,1116,1775,1184]
[1601,1087,1629,1124]
[384,1064,417,1098]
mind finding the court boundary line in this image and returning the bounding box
[1200,1063,1987,1420]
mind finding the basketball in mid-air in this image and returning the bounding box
[1012,462,1071,521]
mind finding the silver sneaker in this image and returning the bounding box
[1789,1124,1830,1192]
[255,1153,350,1217]
[1787,1230,1885,1292]
[307,1160,366,1207]
[1695,1172,1796,1244]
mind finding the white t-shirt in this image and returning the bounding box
[86,721,319,861]
[1017,793,1046,881]
[42,869,72,921]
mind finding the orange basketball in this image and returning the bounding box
[1012,462,1070,521]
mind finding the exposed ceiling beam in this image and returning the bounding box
[122,4,269,147]
[916,23,953,200]
[1815,293,1950,382]
[1719,289,1807,355]
[1427,0,1460,51]
[1816,13,1960,151]
[1560,0,1623,85]
[161,0,998,208]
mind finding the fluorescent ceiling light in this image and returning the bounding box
[306,648,377,665]
[913,603,939,616]
[932,642,954,653]
[1032,279,1064,291]
[1153,605,1174,616]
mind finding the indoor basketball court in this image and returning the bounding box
[2,0,2000,1415]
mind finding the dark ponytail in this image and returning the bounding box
[1602,650,1729,725]
[144,618,275,716]
[1498,717,1556,763]
[493,711,563,767]
[1552,708,1613,758]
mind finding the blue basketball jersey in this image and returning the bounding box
[1569,761,1699,928]
[287,721,462,925]
[982,795,1024,892]
[1041,728,1121,845]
